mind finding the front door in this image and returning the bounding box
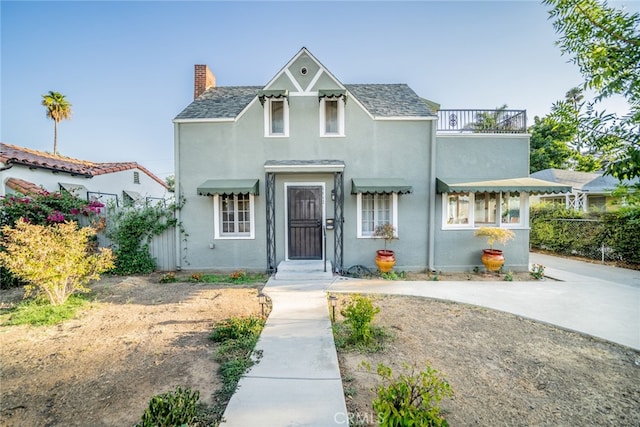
[287,186,323,260]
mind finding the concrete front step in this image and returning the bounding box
[275,260,334,280]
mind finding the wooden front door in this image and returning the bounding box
[287,186,323,260]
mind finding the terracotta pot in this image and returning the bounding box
[375,250,396,273]
[481,249,505,272]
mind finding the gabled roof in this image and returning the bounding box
[530,168,638,193]
[175,86,262,120]
[345,84,434,117]
[0,143,168,189]
[173,48,436,121]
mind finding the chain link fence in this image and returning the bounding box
[530,218,622,263]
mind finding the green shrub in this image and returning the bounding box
[136,386,200,427]
[210,316,264,342]
[372,362,453,427]
[341,294,380,345]
[0,220,114,306]
[106,204,177,275]
[1,294,89,326]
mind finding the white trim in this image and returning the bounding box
[374,116,435,121]
[173,117,235,124]
[437,132,530,139]
[283,182,326,261]
[319,97,345,137]
[441,191,529,230]
[213,193,256,240]
[305,68,324,92]
[263,47,345,92]
[356,192,398,238]
[284,68,304,93]
[263,97,289,137]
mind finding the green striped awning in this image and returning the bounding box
[197,179,259,196]
[258,89,288,105]
[318,89,347,101]
[351,178,413,195]
[436,178,572,194]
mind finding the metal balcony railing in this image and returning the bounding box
[437,109,527,133]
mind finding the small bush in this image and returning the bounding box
[0,220,114,306]
[210,316,264,342]
[136,386,200,427]
[158,272,177,283]
[504,270,514,281]
[530,263,545,280]
[372,362,453,427]
[341,294,380,345]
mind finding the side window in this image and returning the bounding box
[264,98,289,137]
[445,193,470,225]
[500,192,521,225]
[357,193,397,237]
[320,98,344,136]
[213,194,255,239]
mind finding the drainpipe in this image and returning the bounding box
[428,121,437,272]
[173,122,182,271]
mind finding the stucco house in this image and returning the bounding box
[530,168,637,212]
[173,48,568,273]
[0,142,170,205]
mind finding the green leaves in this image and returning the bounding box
[372,362,453,427]
[543,0,640,181]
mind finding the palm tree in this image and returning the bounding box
[41,91,72,155]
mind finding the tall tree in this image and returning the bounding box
[544,0,640,181]
[41,91,72,155]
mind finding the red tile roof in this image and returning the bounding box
[5,177,44,195]
[1,143,168,189]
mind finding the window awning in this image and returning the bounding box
[351,178,413,194]
[197,179,259,196]
[123,190,142,201]
[436,178,572,194]
[318,89,347,102]
[258,89,288,105]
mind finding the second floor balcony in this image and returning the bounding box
[437,109,527,134]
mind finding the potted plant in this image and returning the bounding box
[474,227,515,272]
[374,223,397,273]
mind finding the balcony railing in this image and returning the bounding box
[437,109,527,133]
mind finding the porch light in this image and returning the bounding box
[258,292,267,316]
[329,294,338,322]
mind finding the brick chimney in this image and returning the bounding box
[194,64,216,100]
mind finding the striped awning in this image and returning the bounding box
[318,89,347,102]
[436,177,572,194]
[197,179,259,196]
[258,89,288,105]
[351,178,413,194]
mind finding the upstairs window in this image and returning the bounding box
[261,94,289,137]
[320,97,344,136]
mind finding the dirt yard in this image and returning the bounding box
[1,273,639,426]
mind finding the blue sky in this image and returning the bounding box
[2,0,637,180]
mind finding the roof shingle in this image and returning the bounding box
[0,143,168,189]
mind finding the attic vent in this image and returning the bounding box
[300,66,308,76]
[133,171,140,184]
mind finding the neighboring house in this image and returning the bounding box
[173,48,568,273]
[0,142,170,205]
[530,168,637,212]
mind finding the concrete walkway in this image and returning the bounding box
[221,255,639,426]
[330,254,640,350]
[221,275,347,426]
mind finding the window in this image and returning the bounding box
[501,192,521,224]
[474,192,497,224]
[357,192,397,237]
[320,97,344,136]
[213,194,255,239]
[264,98,289,137]
[446,193,470,225]
[443,192,526,229]
[133,171,140,184]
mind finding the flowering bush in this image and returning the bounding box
[0,190,103,228]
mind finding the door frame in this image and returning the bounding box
[284,182,326,261]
